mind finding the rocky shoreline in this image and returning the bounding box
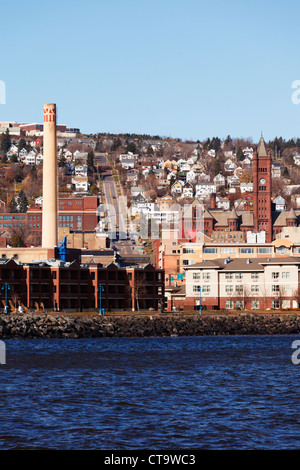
[0,312,300,338]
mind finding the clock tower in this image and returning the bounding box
[252,135,272,242]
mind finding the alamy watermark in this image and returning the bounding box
[96,197,205,242]
[0,80,6,105]
[0,340,6,364]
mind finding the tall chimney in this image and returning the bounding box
[42,103,58,248]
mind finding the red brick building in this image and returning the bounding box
[0,258,164,312]
[0,196,99,246]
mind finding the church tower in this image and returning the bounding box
[252,135,272,242]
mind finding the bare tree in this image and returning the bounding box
[293,286,300,308]
[133,273,147,312]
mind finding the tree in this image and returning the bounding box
[9,197,18,213]
[125,142,137,154]
[236,147,244,161]
[11,233,25,247]
[293,287,300,308]
[110,137,122,151]
[213,158,222,176]
[18,138,27,154]
[133,273,147,311]
[0,129,11,153]
[18,190,28,213]
[87,151,95,168]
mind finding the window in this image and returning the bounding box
[251,272,259,280]
[202,285,210,294]
[183,260,194,266]
[276,246,289,255]
[221,247,236,254]
[272,300,280,309]
[272,285,280,293]
[235,272,243,280]
[183,247,194,254]
[235,286,243,294]
[225,273,233,280]
[272,272,279,279]
[239,248,254,254]
[225,300,234,309]
[251,285,259,294]
[235,300,243,309]
[77,215,82,229]
[251,300,260,309]
[203,248,218,254]
[257,247,272,254]
[193,285,201,293]
[225,285,233,294]
[193,273,201,280]
[282,272,290,279]
[203,272,210,280]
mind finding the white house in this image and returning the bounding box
[7,144,18,156]
[195,182,216,198]
[227,175,240,188]
[293,155,300,166]
[186,170,197,183]
[274,196,286,211]
[216,197,230,210]
[181,183,194,198]
[198,172,210,182]
[73,178,90,192]
[240,182,253,193]
[213,173,225,188]
[224,159,237,172]
[272,163,281,178]
[75,165,88,177]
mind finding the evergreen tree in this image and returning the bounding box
[9,197,18,213]
[18,138,27,154]
[236,147,244,161]
[110,137,122,151]
[18,190,28,213]
[213,158,222,176]
[125,142,137,154]
[0,129,11,153]
[87,151,95,168]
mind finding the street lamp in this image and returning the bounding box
[2,283,10,314]
[98,284,105,315]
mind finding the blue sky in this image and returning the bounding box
[1,0,300,142]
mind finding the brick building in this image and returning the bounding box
[0,258,164,313]
[0,195,99,246]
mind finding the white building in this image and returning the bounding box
[240,182,253,193]
[195,183,216,198]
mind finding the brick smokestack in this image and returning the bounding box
[42,103,58,248]
[210,193,216,209]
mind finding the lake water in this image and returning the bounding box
[1,335,300,450]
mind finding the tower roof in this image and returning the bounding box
[286,207,297,220]
[228,207,239,219]
[257,136,268,157]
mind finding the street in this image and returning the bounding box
[96,153,141,255]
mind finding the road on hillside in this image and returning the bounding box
[96,153,141,255]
